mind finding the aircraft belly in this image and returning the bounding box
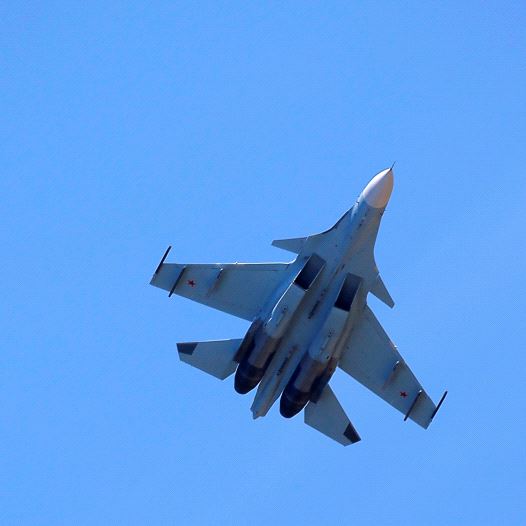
[250,344,303,417]
[250,272,338,417]
[152,168,446,445]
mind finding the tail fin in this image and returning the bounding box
[177,339,242,380]
[304,385,361,446]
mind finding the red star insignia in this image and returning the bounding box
[400,391,408,398]
[187,279,196,287]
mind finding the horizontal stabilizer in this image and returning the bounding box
[177,339,242,380]
[370,274,395,308]
[272,236,307,254]
[304,385,361,446]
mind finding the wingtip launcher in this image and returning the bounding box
[429,390,448,423]
[153,245,172,277]
[403,389,448,427]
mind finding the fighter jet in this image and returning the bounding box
[150,168,447,445]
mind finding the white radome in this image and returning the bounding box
[362,168,394,208]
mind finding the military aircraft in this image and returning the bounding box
[150,168,447,445]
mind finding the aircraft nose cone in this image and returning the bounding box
[362,168,394,208]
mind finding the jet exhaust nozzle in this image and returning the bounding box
[280,385,311,418]
[234,362,264,394]
[280,356,329,417]
[234,351,276,394]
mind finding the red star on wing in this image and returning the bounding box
[187,279,196,287]
[400,391,408,398]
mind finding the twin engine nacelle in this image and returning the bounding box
[280,273,363,417]
[234,254,327,396]
[280,356,338,418]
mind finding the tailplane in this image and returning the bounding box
[304,384,361,446]
[177,339,242,380]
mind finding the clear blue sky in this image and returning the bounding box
[2,2,525,525]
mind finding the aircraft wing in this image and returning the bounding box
[338,306,438,428]
[150,249,291,321]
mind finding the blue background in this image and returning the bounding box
[2,2,525,524]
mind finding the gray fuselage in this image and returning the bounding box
[241,192,386,419]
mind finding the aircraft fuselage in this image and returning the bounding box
[237,170,393,419]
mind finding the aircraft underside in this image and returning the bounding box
[150,168,447,445]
